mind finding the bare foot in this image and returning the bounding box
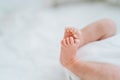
[64,27,84,48]
[64,27,73,39]
[60,36,80,67]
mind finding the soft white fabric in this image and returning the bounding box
[66,34,120,80]
[0,2,120,80]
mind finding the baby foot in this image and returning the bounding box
[60,37,80,67]
[64,27,84,48]
[64,27,73,39]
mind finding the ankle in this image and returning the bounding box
[65,57,80,70]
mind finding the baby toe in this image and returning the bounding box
[70,37,74,45]
[66,37,70,45]
[62,39,67,47]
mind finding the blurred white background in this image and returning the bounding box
[0,0,120,80]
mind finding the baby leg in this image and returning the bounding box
[81,18,116,44]
[64,19,116,48]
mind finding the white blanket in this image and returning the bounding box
[0,2,120,80]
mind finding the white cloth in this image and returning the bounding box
[65,34,120,80]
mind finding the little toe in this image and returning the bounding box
[68,27,76,36]
[66,37,70,45]
[64,27,70,38]
[70,37,74,45]
[63,39,67,47]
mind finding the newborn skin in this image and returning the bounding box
[60,37,80,67]
[63,27,84,48]
[61,18,116,66]
[60,19,120,80]
[63,18,116,49]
